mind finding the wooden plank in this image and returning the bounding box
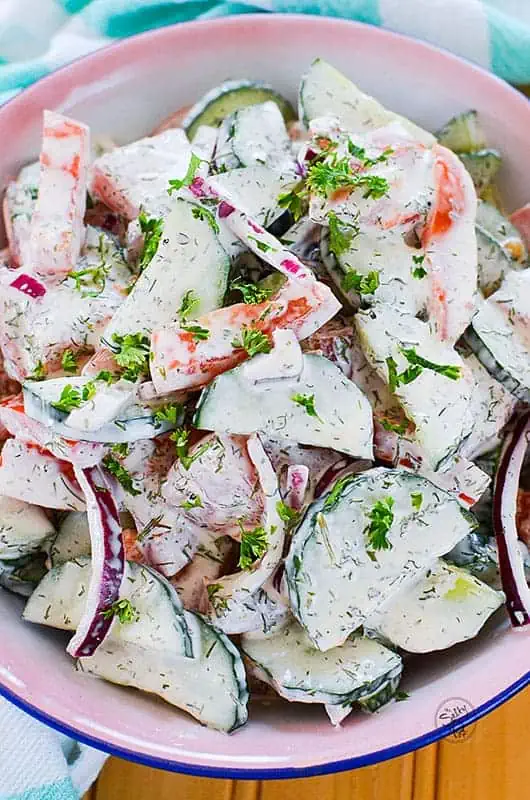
[89,689,529,800]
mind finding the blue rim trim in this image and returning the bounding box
[0,671,528,779]
[0,12,529,779]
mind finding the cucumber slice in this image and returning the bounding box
[23,377,182,443]
[24,558,249,732]
[285,467,478,651]
[182,80,295,140]
[354,304,473,469]
[242,618,402,707]
[194,352,373,459]
[0,495,55,560]
[436,110,487,153]
[103,197,230,341]
[467,272,530,402]
[446,532,530,589]
[459,150,501,195]
[476,226,518,297]
[230,102,294,173]
[477,201,527,261]
[366,560,503,653]
[49,512,91,566]
[299,59,434,145]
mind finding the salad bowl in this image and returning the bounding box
[0,13,528,779]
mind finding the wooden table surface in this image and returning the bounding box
[84,685,528,800]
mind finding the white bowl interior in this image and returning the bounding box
[0,14,528,776]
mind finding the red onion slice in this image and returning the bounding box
[285,465,309,511]
[493,412,530,627]
[66,464,124,657]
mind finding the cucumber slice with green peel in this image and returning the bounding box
[285,467,478,651]
[209,165,297,229]
[103,197,230,341]
[467,272,530,402]
[194,352,373,459]
[358,677,403,713]
[23,377,182,443]
[49,512,91,566]
[24,557,199,658]
[475,226,518,297]
[0,495,55,561]
[241,618,402,707]
[24,558,248,732]
[299,59,434,145]
[366,560,504,653]
[459,150,501,195]
[436,110,487,153]
[182,80,296,140]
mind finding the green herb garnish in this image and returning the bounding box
[323,475,355,511]
[181,494,203,510]
[380,417,409,435]
[153,403,183,426]
[365,496,394,553]
[138,211,164,272]
[347,141,393,167]
[29,360,47,381]
[101,598,138,624]
[181,322,210,341]
[291,393,322,421]
[400,348,462,381]
[103,455,140,496]
[394,691,410,702]
[247,235,274,254]
[238,523,268,570]
[167,153,203,194]
[111,442,129,457]
[61,349,77,374]
[67,234,109,297]
[231,327,271,358]
[191,204,219,234]
[178,289,200,322]
[111,332,150,382]
[207,583,228,612]
[327,210,360,256]
[411,254,427,279]
[230,278,273,305]
[276,500,301,530]
[341,269,380,295]
[51,381,96,414]
[95,370,117,385]
[277,188,305,222]
[170,428,211,470]
[306,153,389,199]
[411,492,423,510]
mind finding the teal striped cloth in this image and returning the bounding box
[0,1,529,798]
[1,0,530,106]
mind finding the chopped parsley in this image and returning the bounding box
[138,211,164,272]
[411,492,423,510]
[95,370,117,384]
[191,204,219,234]
[67,234,109,297]
[181,494,203,510]
[347,141,393,167]
[306,153,389,199]
[51,381,96,414]
[277,187,305,222]
[291,392,322,422]
[400,348,462,381]
[276,500,301,530]
[167,153,203,194]
[170,428,211,470]
[230,278,273,305]
[29,360,47,381]
[103,455,140,496]
[111,332,150,382]
[61,349,77,374]
[207,583,228,612]
[411,254,427,279]
[101,598,138,624]
[247,235,275,253]
[394,691,410,702]
[341,268,380,295]
[238,523,268,570]
[231,326,271,358]
[153,403,183,426]
[111,442,129,457]
[380,417,409,435]
[178,289,200,322]
[365,496,394,553]
[181,322,210,341]
[327,210,360,256]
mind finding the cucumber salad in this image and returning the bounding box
[1,59,530,734]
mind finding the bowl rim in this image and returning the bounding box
[0,11,529,778]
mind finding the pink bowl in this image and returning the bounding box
[0,14,528,779]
